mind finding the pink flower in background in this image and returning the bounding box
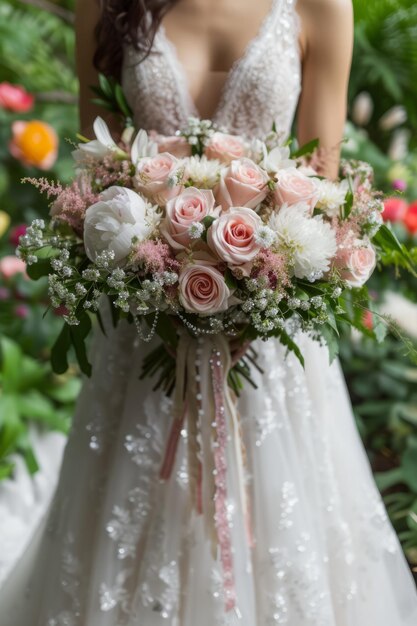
[149,131,192,158]
[0,286,11,300]
[404,201,417,235]
[205,132,247,165]
[135,153,183,205]
[207,207,262,275]
[217,158,269,211]
[179,259,232,315]
[382,197,408,223]
[0,255,27,280]
[14,304,30,319]
[161,187,218,249]
[9,223,27,247]
[392,179,407,193]
[0,82,34,113]
[9,120,58,170]
[274,169,319,213]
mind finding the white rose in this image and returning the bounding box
[84,186,154,265]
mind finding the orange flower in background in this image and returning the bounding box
[0,82,34,113]
[403,201,417,235]
[0,210,11,238]
[9,120,58,170]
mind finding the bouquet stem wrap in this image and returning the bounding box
[160,331,252,612]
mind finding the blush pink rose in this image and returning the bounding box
[274,169,319,213]
[135,152,183,205]
[179,259,232,315]
[333,241,376,288]
[216,158,269,211]
[161,187,219,250]
[149,131,192,158]
[0,82,34,113]
[205,132,247,165]
[0,255,27,280]
[207,207,262,276]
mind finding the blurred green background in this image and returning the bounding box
[0,0,416,578]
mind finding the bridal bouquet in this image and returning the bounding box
[18,116,413,374]
[18,111,416,612]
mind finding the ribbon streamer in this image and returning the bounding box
[159,332,251,613]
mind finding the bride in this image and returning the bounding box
[1,0,417,624]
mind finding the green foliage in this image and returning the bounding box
[0,335,81,479]
[351,0,417,148]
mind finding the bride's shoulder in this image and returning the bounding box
[297,0,353,56]
[297,0,353,22]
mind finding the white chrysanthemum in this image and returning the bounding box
[183,155,223,188]
[316,179,349,217]
[268,203,337,279]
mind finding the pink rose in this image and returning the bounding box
[179,259,232,315]
[333,241,376,288]
[149,131,192,158]
[207,207,262,276]
[135,152,183,205]
[161,187,219,250]
[0,255,27,280]
[0,83,34,113]
[205,132,247,165]
[216,158,269,211]
[274,169,319,213]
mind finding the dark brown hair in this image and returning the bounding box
[94,0,179,80]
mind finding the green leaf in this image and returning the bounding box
[343,190,354,220]
[402,441,417,492]
[292,138,319,159]
[98,73,114,100]
[70,313,92,377]
[320,325,340,363]
[0,337,23,394]
[51,323,71,375]
[0,395,23,459]
[26,259,51,280]
[224,269,238,291]
[374,467,404,492]
[279,330,305,368]
[0,462,15,481]
[17,433,39,476]
[115,83,133,118]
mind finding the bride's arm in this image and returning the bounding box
[75,0,120,136]
[296,0,354,179]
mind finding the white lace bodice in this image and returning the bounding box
[122,0,301,139]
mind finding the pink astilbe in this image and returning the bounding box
[131,239,180,276]
[79,153,133,188]
[50,175,100,235]
[22,176,63,199]
[332,217,360,248]
[252,249,290,290]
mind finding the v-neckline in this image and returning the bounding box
[158,0,280,121]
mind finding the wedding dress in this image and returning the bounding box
[1,0,417,624]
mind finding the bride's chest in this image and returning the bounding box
[121,0,301,139]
